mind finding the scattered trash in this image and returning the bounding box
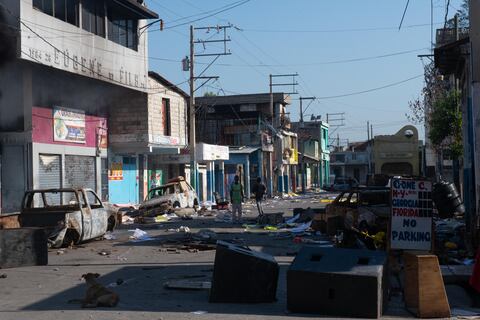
[129,228,155,242]
[164,280,211,290]
[106,278,135,288]
[56,249,65,255]
[286,214,300,224]
[98,250,111,256]
[167,226,191,233]
[264,226,278,231]
[122,215,135,224]
[190,311,208,315]
[53,268,60,271]
[0,274,7,279]
[103,232,116,240]
[214,210,233,223]
[290,221,312,233]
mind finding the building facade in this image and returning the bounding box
[292,120,330,190]
[108,71,189,205]
[195,93,296,198]
[0,0,157,212]
[373,125,420,177]
[330,141,370,185]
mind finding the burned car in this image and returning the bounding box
[138,177,199,216]
[325,187,391,236]
[20,188,116,248]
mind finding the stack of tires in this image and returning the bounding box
[432,181,465,218]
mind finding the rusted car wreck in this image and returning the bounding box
[20,188,116,248]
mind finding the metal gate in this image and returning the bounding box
[39,154,61,204]
[65,155,96,190]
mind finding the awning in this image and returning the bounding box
[300,152,320,163]
[229,146,260,154]
[111,0,159,19]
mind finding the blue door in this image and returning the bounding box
[109,156,138,204]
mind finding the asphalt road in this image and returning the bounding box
[0,193,411,320]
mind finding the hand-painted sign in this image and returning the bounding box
[53,107,85,143]
[109,162,123,181]
[390,178,433,251]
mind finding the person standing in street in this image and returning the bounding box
[252,177,267,217]
[230,175,244,223]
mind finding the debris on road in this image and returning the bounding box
[129,228,155,242]
[103,232,116,240]
[0,274,7,279]
[164,280,211,290]
[167,226,191,233]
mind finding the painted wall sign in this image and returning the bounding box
[53,107,86,143]
[390,178,433,251]
[109,162,123,181]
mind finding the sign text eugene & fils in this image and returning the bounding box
[390,178,433,251]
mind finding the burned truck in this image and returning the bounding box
[20,188,116,248]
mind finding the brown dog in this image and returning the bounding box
[81,273,119,308]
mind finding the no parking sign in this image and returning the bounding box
[390,178,433,251]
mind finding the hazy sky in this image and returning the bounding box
[147,0,465,142]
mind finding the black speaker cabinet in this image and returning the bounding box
[209,240,279,303]
[287,247,387,318]
[0,228,48,268]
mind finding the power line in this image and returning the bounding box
[149,0,251,32]
[242,22,444,33]
[315,74,423,100]
[399,0,411,30]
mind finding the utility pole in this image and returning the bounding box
[298,96,315,193]
[189,25,196,195]
[299,96,315,126]
[188,24,232,196]
[326,112,346,148]
[268,73,298,195]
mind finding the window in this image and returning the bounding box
[107,7,138,50]
[33,0,78,26]
[82,0,105,37]
[162,98,171,136]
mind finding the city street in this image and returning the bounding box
[0,194,407,320]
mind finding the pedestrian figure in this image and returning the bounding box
[252,177,267,217]
[230,175,244,223]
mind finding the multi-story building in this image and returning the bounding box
[108,71,189,204]
[0,0,158,212]
[330,141,370,185]
[195,93,296,197]
[292,120,330,190]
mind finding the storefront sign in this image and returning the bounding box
[197,143,229,161]
[390,178,433,251]
[53,107,86,143]
[109,162,123,181]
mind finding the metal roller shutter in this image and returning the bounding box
[39,154,61,204]
[65,155,96,191]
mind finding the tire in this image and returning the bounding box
[107,215,116,232]
[193,199,199,211]
[63,229,80,248]
[173,202,181,209]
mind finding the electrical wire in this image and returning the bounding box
[315,74,423,100]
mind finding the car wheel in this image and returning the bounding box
[173,202,181,209]
[107,215,116,232]
[193,199,199,211]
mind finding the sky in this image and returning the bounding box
[146,0,465,143]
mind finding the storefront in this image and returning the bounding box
[32,106,107,198]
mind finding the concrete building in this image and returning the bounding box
[108,71,189,204]
[330,141,370,185]
[373,125,420,177]
[292,120,330,190]
[195,93,296,198]
[0,0,158,212]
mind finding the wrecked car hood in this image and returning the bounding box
[140,196,172,209]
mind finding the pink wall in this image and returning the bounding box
[32,106,107,148]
